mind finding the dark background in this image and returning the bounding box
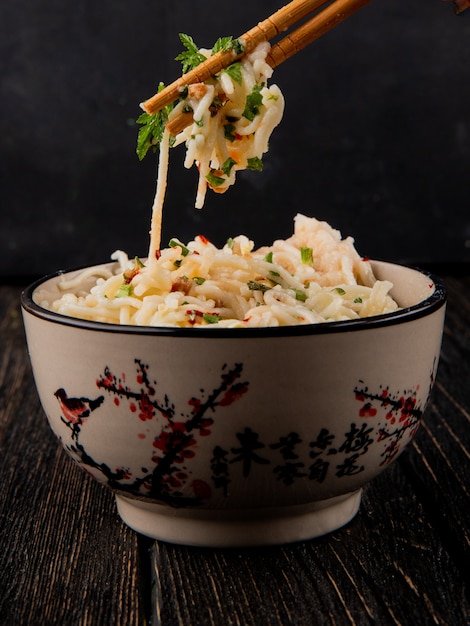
[1,0,469,278]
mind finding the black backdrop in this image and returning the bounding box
[1,0,469,277]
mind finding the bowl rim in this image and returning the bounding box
[21,260,446,338]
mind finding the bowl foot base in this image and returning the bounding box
[115,490,362,547]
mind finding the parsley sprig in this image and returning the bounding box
[136,83,175,161]
[136,34,244,161]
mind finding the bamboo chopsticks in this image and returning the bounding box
[140,0,373,116]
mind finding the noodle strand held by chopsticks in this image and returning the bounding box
[142,41,284,259]
[148,127,171,263]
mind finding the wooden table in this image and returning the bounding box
[1,269,469,625]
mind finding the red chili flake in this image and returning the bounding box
[197,234,210,244]
[123,267,140,284]
[155,250,161,260]
[186,309,204,325]
[362,257,370,262]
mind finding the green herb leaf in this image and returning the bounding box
[223,62,243,85]
[211,36,235,54]
[206,171,225,187]
[136,83,175,161]
[294,289,307,302]
[354,297,363,303]
[221,157,237,176]
[226,237,234,249]
[203,313,222,324]
[247,156,263,171]
[193,276,206,285]
[264,251,273,263]
[231,39,245,55]
[224,123,237,142]
[175,33,206,73]
[115,284,133,298]
[169,238,190,256]
[300,247,314,266]
[335,287,346,295]
[243,84,263,121]
[247,280,271,293]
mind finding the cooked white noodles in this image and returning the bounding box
[40,42,399,328]
[43,215,398,328]
[147,41,284,254]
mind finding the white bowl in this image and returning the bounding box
[21,260,446,547]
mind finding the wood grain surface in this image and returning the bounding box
[0,271,468,625]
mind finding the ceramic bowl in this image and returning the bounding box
[21,260,446,547]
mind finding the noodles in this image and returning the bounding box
[145,40,284,256]
[40,39,399,328]
[43,215,399,328]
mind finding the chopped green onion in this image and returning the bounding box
[206,171,225,187]
[169,238,190,256]
[300,247,314,265]
[264,251,273,263]
[203,313,222,324]
[354,297,363,303]
[335,287,346,295]
[221,157,237,176]
[193,277,206,285]
[115,284,133,298]
[294,289,307,302]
